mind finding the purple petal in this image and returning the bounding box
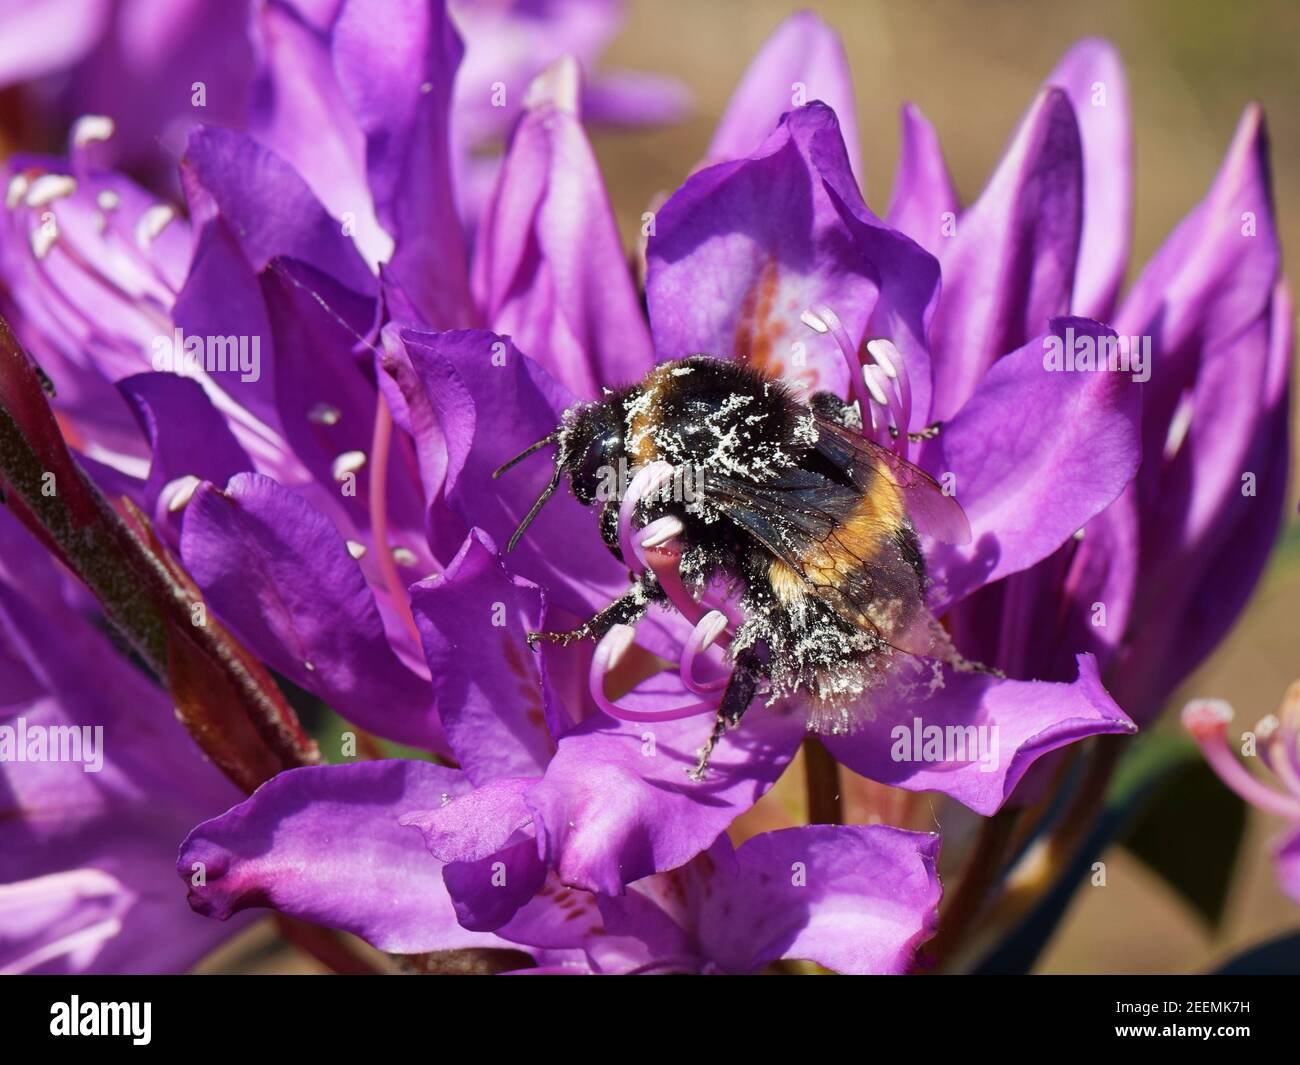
[472,58,654,400]
[929,88,1083,421]
[332,0,472,326]
[249,0,391,269]
[649,103,934,401]
[928,317,1142,609]
[707,11,860,185]
[179,761,502,954]
[180,473,446,753]
[118,372,252,547]
[885,103,960,258]
[0,0,108,86]
[411,529,557,782]
[1109,107,1287,721]
[1044,38,1132,320]
[827,654,1136,815]
[260,257,429,567]
[1275,827,1300,906]
[702,825,942,974]
[597,825,942,974]
[383,327,625,616]
[181,125,374,294]
[402,775,547,933]
[0,513,246,973]
[524,709,804,894]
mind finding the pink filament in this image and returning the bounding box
[808,304,916,457]
[679,611,731,694]
[810,303,884,445]
[370,390,421,647]
[618,461,676,574]
[1184,702,1300,819]
[588,625,718,722]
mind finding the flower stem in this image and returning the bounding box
[802,737,842,825]
[922,807,1021,971]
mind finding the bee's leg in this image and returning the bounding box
[689,649,764,781]
[899,421,943,443]
[526,575,665,650]
[598,498,624,562]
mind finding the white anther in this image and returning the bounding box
[25,174,77,208]
[96,189,120,212]
[799,309,830,334]
[135,203,176,247]
[1255,714,1280,741]
[331,450,367,481]
[865,338,901,379]
[308,403,341,426]
[5,173,29,208]
[694,609,730,652]
[601,624,638,670]
[861,363,890,407]
[640,515,686,549]
[71,115,115,148]
[1181,698,1234,732]
[346,540,367,560]
[163,475,201,513]
[392,547,418,567]
[30,225,57,259]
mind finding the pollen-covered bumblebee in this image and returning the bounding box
[495,356,971,775]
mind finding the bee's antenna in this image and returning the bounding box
[505,465,563,553]
[493,432,559,479]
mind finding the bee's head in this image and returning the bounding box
[560,402,627,505]
[492,397,627,551]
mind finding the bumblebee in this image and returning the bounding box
[495,356,970,776]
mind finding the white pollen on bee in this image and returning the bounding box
[346,539,367,559]
[670,366,695,376]
[6,173,30,209]
[96,189,121,212]
[800,309,830,334]
[332,449,367,480]
[135,203,176,247]
[308,402,342,425]
[71,114,116,147]
[30,225,57,259]
[25,173,77,207]
[163,475,202,513]
[392,547,418,567]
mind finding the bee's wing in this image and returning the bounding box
[811,415,971,545]
[702,468,937,657]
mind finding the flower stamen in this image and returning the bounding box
[1182,700,1300,819]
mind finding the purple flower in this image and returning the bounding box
[181,765,942,974]
[0,7,1287,976]
[894,40,1291,729]
[0,0,685,204]
[1184,693,1300,906]
[172,17,1144,947]
[0,508,251,973]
